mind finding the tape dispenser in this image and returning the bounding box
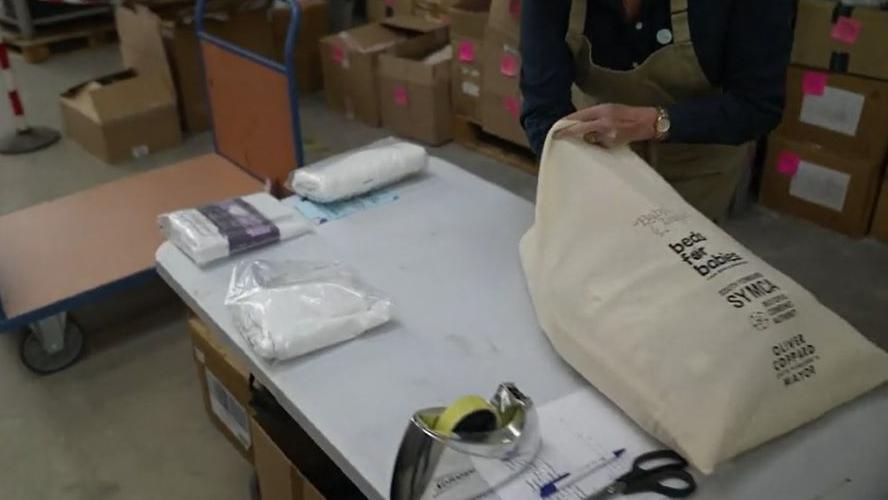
[390,383,541,500]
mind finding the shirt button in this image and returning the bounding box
[635,22,643,30]
[657,29,673,45]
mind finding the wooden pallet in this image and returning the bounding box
[2,22,116,63]
[452,115,538,175]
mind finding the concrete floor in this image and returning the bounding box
[1,44,887,500]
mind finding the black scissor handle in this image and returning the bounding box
[617,450,696,498]
[623,450,689,479]
[623,467,697,498]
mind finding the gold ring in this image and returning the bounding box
[583,131,598,144]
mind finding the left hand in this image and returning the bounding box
[555,104,659,148]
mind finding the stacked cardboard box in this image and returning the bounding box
[252,420,325,500]
[188,315,255,463]
[378,29,453,144]
[449,0,488,123]
[367,0,412,21]
[480,0,527,147]
[272,0,332,95]
[413,0,459,21]
[760,0,888,238]
[319,15,447,127]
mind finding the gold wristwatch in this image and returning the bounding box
[654,107,671,141]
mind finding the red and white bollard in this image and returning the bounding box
[0,41,60,154]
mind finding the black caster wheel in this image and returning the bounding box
[19,318,85,374]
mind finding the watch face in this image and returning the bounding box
[657,117,671,133]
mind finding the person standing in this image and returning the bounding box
[520,0,795,219]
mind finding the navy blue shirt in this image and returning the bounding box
[519,0,795,155]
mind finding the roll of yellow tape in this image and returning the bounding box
[434,395,500,435]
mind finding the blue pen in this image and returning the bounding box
[539,448,626,498]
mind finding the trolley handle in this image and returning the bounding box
[194,0,303,72]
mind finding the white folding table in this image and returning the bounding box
[156,156,888,500]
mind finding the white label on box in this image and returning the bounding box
[462,81,481,97]
[205,369,251,449]
[131,144,150,158]
[799,87,865,136]
[789,160,850,212]
[461,66,480,78]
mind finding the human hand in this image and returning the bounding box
[555,104,659,147]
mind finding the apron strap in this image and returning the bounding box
[567,0,588,52]
[671,0,691,44]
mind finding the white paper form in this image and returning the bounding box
[473,390,664,500]
[799,87,865,136]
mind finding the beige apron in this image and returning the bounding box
[567,0,749,219]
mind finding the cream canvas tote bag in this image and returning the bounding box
[520,121,888,473]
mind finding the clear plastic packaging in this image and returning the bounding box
[158,193,312,266]
[288,138,428,203]
[225,260,393,361]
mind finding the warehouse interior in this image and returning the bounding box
[1,1,887,499]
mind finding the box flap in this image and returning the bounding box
[323,22,405,53]
[60,80,107,123]
[87,72,176,123]
[450,0,490,38]
[115,4,175,93]
[381,14,447,34]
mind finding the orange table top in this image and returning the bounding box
[0,154,262,325]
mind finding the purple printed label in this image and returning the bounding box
[198,198,280,254]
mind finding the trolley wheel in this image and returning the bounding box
[19,319,85,374]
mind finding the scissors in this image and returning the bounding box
[585,449,697,499]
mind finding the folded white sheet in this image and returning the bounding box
[159,193,311,266]
[288,141,428,203]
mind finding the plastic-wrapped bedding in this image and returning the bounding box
[225,260,393,361]
[159,193,311,266]
[288,140,428,203]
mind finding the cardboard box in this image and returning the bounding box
[780,65,888,161]
[871,176,888,243]
[188,315,255,463]
[760,132,885,237]
[367,0,412,21]
[378,31,452,144]
[252,418,324,500]
[450,0,489,121]
[792,0,888,81]
[412,0,459,21]
[117,3,276,134]
[482,26,519,95]
[272,0,330,95]
[487,0,520,39]
[480,24,526,147]
[319,16,447,126]
[60,72,182,164]
[480,88,528,147]
[60,6,181,164]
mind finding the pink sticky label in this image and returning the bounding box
[500,54,519,77]
[802,71,828,96]
[458,41,476,62]
[831,16,862,44]
[777,151,800,177]
[509,0,521,19]
[331,44,345,65]
[394,85,409,107]
[503,96,521,119]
